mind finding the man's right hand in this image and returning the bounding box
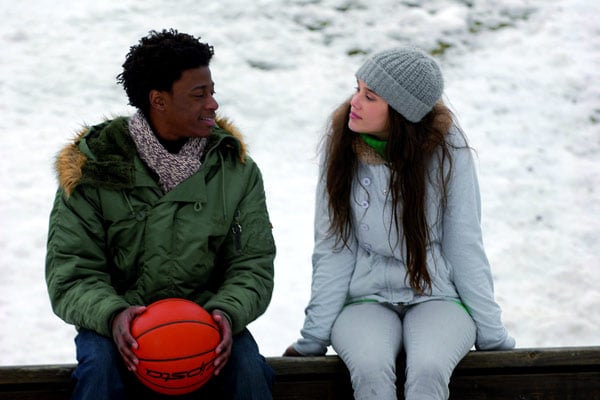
[111,305,146,372]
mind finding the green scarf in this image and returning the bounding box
[360,133,387,159]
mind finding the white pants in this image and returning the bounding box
[331,300,476,400]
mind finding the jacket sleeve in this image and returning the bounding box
[292,155,357,356]
[441,144,515,350]
[202,161,276,335]
[45,187,130,338]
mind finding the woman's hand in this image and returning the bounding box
[283,345,302,356]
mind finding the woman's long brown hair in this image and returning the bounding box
[324,98,454,294]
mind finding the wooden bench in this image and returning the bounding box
[1,346,599,399]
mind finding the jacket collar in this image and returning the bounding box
[353,135,386,165]
[55,115,247,196]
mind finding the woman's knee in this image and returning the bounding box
[404,356,453,399]
[331,303,403,399]
[353,357,396,386]
[349,357,398,400]
[406,354,451,383]
[335,342,399,400]
[346,343,397,375]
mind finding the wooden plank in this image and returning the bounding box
[271,356,352,400]
[0,391,70,400]
[0,347,599,400]
[273,380,353,400]
[270,356,347,375]
[0,364,74,385]
[455,346,600,370]
[449,372,600,400]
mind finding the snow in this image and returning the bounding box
[1,0,598,365]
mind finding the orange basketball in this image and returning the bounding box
[130,298,221,395]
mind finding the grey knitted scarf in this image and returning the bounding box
[128,111,208,192]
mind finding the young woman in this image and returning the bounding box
[284,47,515,400]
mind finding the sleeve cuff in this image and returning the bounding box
[293,337,328,356]
[477,334,516,351]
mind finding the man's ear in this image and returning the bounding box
[149,90,166,111]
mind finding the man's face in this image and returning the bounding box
[152,66,219,140]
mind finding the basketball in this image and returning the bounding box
[130,298,221,395]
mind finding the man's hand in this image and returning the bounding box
[211,309,232,376]
[111,305,146,372]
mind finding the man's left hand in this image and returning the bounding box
[211,309,232,376]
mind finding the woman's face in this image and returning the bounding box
[348,79,390,139]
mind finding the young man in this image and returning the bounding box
[46,29,276,399]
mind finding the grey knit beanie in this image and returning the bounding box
[355,47,444,122]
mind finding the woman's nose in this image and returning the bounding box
[350,93,361,109]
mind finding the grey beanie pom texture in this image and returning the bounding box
[355,47,444,123]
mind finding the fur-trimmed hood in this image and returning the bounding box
[55,116,247,196]
[353,135,386,165]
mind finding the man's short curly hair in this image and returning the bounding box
[117,29,214,116]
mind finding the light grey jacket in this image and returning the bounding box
[293,128,514,355]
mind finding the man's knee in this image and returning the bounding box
[229,330,268,369]
[74,329,123,381]
[221,329,274,398]
[72,330,128,400]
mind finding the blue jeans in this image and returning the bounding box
[71,328,274,400]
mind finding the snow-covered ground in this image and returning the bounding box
[1,0,598,365]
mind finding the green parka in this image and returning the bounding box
[46,116,275,338]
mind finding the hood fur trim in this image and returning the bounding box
[216,116,247,161]
[56,115,248,197]
[55,129,88,197]
[353,136,386,165]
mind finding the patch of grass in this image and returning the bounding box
[347,48,367,56]
[247,60,277,71]
[469,9,534,34]
[293,14,331,32]
[335,1,366,12]
[430,41,452,56]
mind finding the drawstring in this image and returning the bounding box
[219,151,227,220]
[122,191,135,216]
[122,191,146,221]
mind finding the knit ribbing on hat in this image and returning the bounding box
[355,47,443,123]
